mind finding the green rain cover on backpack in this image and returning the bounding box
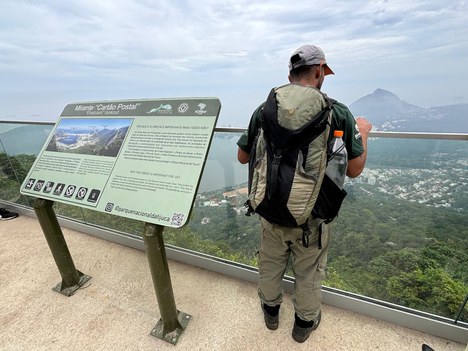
[247,83,333,228]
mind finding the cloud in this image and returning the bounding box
[0,0,467,123]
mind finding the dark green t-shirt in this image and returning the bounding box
[237,100,364,160]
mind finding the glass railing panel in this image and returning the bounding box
[0,122,88,223]
[80,208,146,236]
[0,122,53,206]
[324,137,467,322]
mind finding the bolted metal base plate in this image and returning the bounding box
[150,310,191,345]
[52,271,92,297]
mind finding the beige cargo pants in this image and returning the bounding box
[257,216,330,322]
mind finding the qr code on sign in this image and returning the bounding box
[171,212,185,227]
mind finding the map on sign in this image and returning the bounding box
[20,98,221,228]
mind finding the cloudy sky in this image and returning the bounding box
[1,0,466,126]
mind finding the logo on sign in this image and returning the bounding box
[64,185,76,198]
[105,203,114,212]
[75,187,88,200]
[43,181,54,193]
[195,103,207,115]
[34,180,45,191]
[147,104,172,115]
[87,189,101,203]
[54,183,66,195]
[25,178,36,189]
[178,103,189,113]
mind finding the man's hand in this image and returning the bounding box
[355,117,372,137]
[238,148,250,164]
[347,117,372,178]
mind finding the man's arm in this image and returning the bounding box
[237,104,263,164]
[237,148,250,164]
[347,117,372,178]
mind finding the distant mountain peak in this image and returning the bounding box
[349,88,426,130]
[348,88,468,132]
[372,88,400,99]
[355,88,402,104]
[350,88,421,113]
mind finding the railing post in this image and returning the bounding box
[454,292,468,324]
[33,198,91,296]
[143,222,191,345]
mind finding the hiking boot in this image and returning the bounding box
[261,303,280,330]
[0,208,18,220]
[292,311,321,343]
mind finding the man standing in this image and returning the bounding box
[237,44,372,343]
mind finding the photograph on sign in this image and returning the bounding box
[45,118,132,157]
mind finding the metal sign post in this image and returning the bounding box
[143,223,191,344]
[33,198,91,296]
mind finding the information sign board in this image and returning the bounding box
[20,98,221,228]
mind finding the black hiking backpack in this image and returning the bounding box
[246,83,346,247]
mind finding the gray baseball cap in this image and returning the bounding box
[289,45,334,75]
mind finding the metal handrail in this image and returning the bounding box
[1,120,467,141]
[216,127,468,140]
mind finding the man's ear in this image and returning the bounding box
[288,74,292,83]
[315,66,322,79]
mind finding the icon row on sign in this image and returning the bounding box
[25,178,100,203]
